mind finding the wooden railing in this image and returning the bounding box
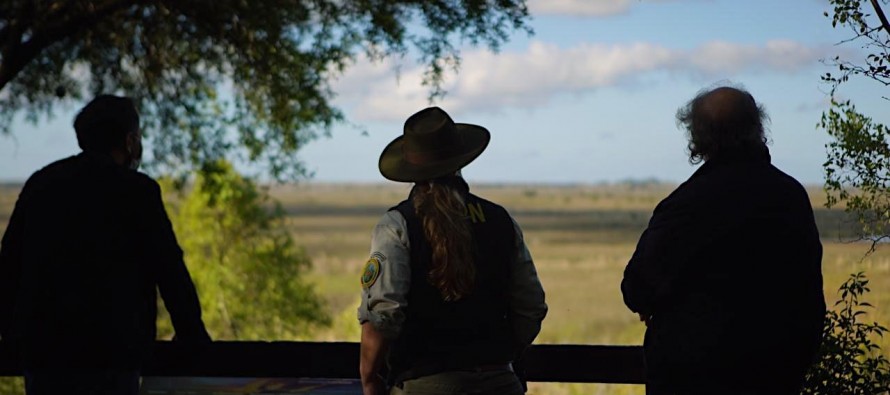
[0,341,645,384]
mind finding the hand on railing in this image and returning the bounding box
[638,313,652,327]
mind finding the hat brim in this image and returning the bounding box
[379,123,490,182]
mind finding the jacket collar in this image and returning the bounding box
[77,151,121,168]
[692,146,771,178]
[408,175,471,201]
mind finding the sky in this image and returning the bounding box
[1,0,888,185]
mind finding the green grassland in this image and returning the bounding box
[1,182,888,394]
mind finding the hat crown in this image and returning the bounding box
[403,107,463,156]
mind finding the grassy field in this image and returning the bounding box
[1,182,888,394]
[270,182,890,395]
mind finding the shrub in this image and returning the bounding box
[802,272,890,394]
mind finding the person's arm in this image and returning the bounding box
[798,192,826,362]
[360,322,389,395]
[0,184,29,341]
[621,227,660,318]
[621,190,701,319]
[357,211,411,392]
[142,180,210,342]
[507,218,547,358]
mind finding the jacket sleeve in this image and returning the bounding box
[142,180,211,343]
[0,183,29,341]
[508,217,547,348]
[357,211,412,339]
[621,193,700,316]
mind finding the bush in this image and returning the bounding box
[158,161,330,340]
[802,271,890,394]
[0,377,23,395]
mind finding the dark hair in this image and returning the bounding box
[412,175,475,301]
[74,95,139,153]
[676,85,769,163]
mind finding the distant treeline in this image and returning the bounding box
[0,182,859,242]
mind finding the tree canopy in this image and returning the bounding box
[822,0,890,248]
[0,0,530,179]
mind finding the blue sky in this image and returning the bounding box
[1,0,887,185]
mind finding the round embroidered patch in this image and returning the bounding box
[361,257,381,289]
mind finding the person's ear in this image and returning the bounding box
[125,130,143,170]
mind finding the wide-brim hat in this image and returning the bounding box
[379,107,490,182]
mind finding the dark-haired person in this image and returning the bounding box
[358,107,547,395]
[621,85,825,395]
[0,95,211,395]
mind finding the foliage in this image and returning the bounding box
[158,161,329,340]
[809,3,890,394]
[0,377,22,395]
[822,0,890,248]
[823,0,890,88]
[802,272,890,395]
[821,100,890,247]
[0,0,531,180]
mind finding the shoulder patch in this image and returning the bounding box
[361,255,383,289]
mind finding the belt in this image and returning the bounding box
[394,362,515,385]
[459,363,513,373]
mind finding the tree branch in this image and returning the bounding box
[0,2,37,84]
[0,24,10,49]
[870,0,890,36]
[0,0,134,91]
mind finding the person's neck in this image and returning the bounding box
[109,148,129,167]
[706,145,770,165]
[83,149,127,167]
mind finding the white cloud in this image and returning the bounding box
[331,39,838,122]
[687,40,825,75]
[527,0,706,17]
[528,0,636,17]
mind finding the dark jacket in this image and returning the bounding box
[388,188,517,382]
[0,152,210,369]
[621,148,825,394]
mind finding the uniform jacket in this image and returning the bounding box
[358,182,547,383]
[621,148,825,393]
[0,152,210,369]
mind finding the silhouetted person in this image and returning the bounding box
[359,107,547,395]
[0,95,211,395]
[621,85,825,395]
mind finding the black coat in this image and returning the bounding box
[621,149,825,394]
[0,152,210,369]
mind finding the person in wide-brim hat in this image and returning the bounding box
[359,107,547,395]
[378,106,490,182]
